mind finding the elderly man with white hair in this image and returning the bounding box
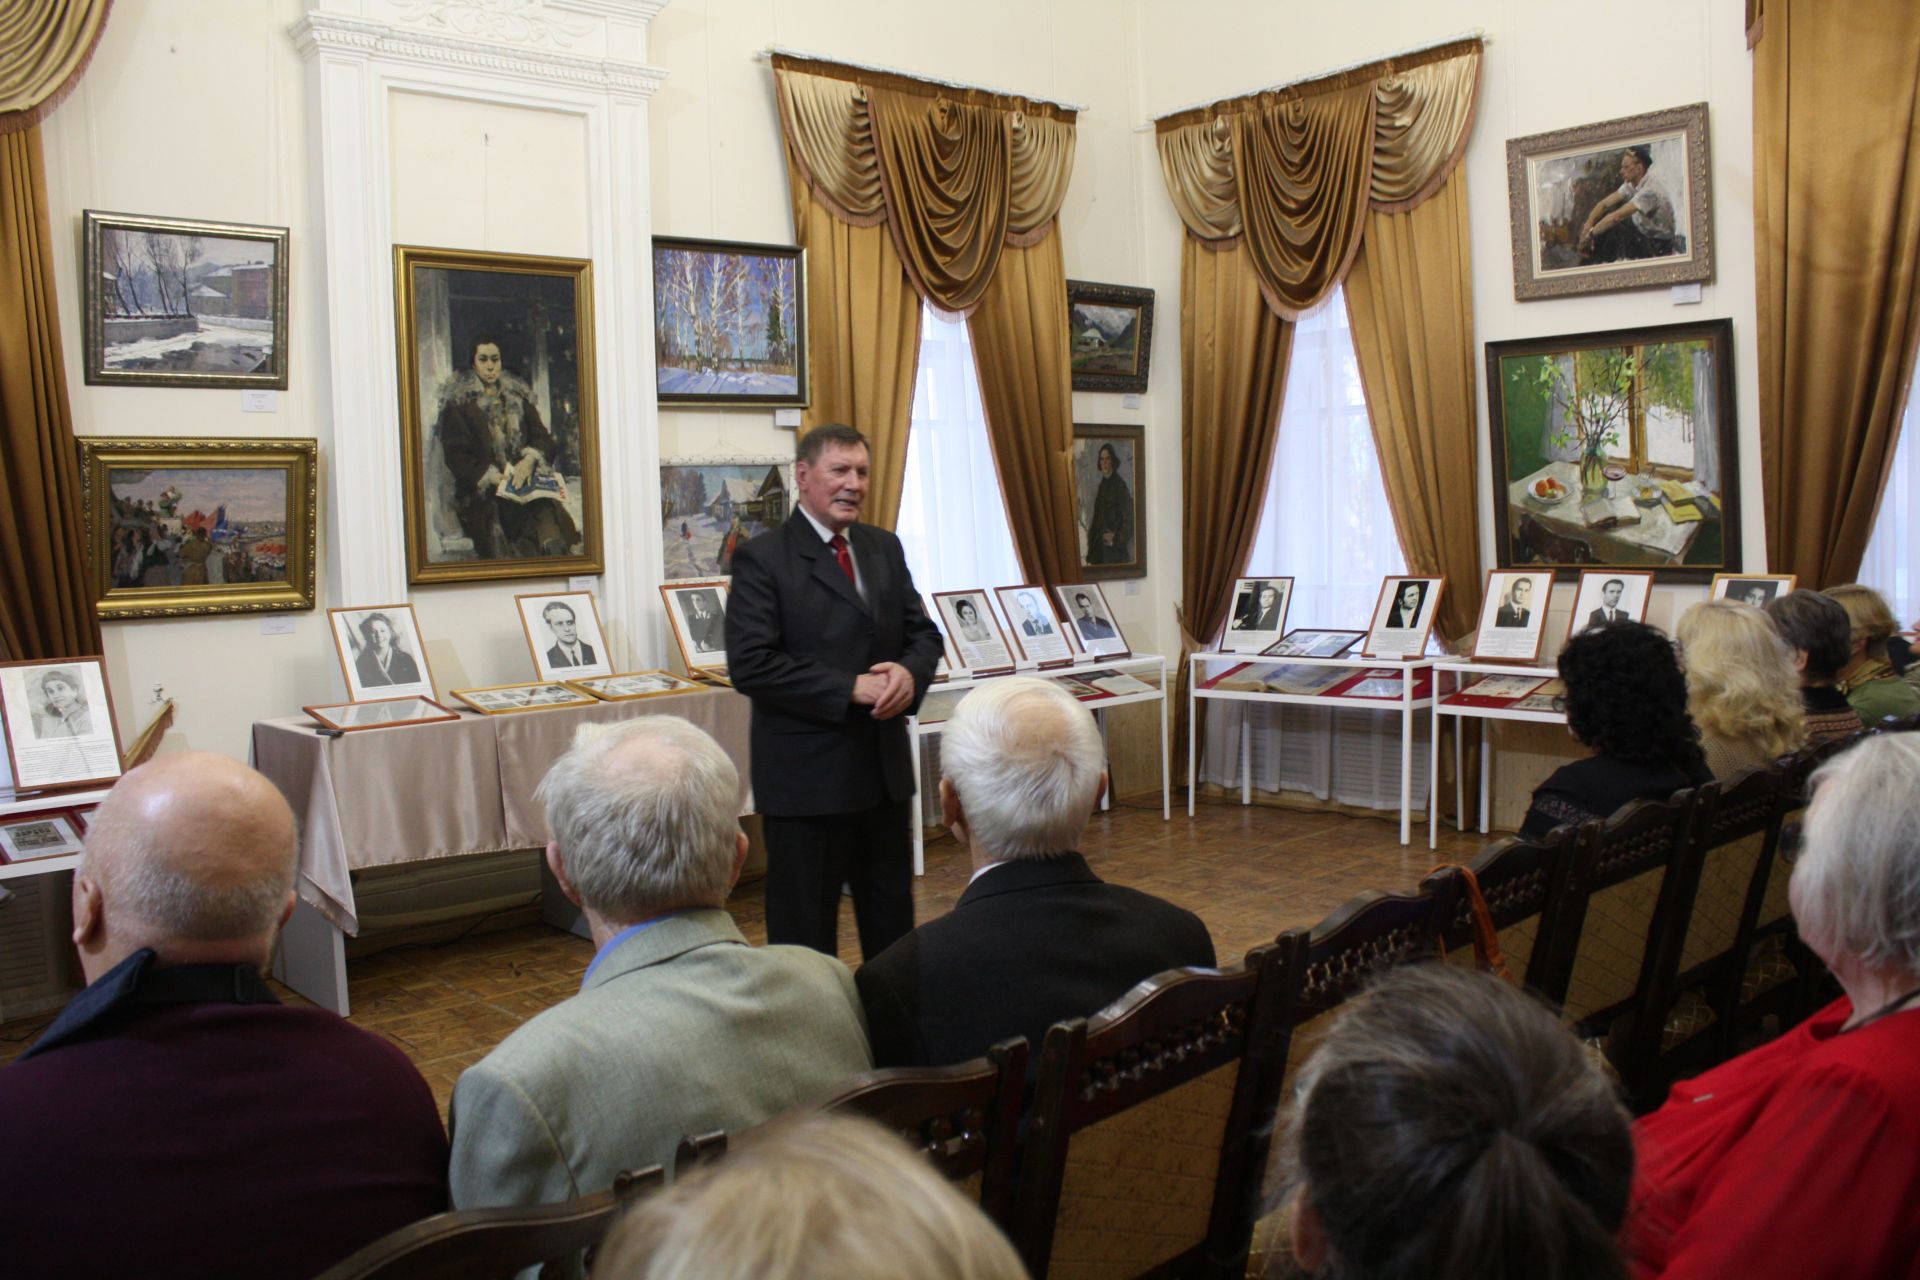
[448,715,870,1215]
[856,676,1214,1071]
[0,754,449,1280]
[1630,733,1920,1278]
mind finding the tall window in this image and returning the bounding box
[1202,285,1423,809]
[896,306,1023,598]
[1860,384,1918,623]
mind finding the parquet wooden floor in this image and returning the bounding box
[0,800,1491,1109]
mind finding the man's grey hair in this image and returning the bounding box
[1792,734,1920,976]
[536,716,741,920]
[81,816,295,942]
[941,676,1103,860]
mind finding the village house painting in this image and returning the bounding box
[659,460,791,579]
[1067,279,1155,394]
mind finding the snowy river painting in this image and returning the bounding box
[652,237,807,407]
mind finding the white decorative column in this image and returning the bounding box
[290,0,668,663]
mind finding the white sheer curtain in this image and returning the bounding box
[1200,285,1427,811]
[1860,381,1919,625]
[895,305,1023,600]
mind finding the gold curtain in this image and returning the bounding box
[0,126,101,659]
[0,0,111,132]
[1754,0,1920,587]
[1345,169,1482,645]
[967,233,1081,584]
[785,165,923,529]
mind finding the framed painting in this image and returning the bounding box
[394,245,602,584]
[1067,280,1154,394]
[81,210,289,388]
[1071,423,1145,581]
[0,657,124,793]
[1486,318,1737,583]
[659,457,792,580]
[1506,103,1712,300]
[328,604,437,703]
[652,236,806,407]
[79,437,317,620]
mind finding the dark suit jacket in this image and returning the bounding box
[0,950,448,1280]
[1588,607,1626,627]
[855,853,1217,1073]
[546,640,596,668]
[356,643,421,688]
[1494,604,1531,627]
[726,512,944,816]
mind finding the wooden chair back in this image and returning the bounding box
[1423,823,1582,992]
[313,1165,664,1280]
[1011,943,1293,1280]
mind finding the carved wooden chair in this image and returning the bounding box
[669,1038,1028,1228]
[1010,942,1294,1280]
[312,1164,664,1280]
[1532,790,1703,1102]
[1423,822,1583,994]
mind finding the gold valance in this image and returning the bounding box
[0,0,113,133]
[1155,39,1481,317]
[773,54,1077,313]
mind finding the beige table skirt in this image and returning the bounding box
[251,688,753,934]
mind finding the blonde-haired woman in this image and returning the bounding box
[1822,584,1920,725]
[1675,600,1807,778]
[595,1112,1029,1280]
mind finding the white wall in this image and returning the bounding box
[37,0,1757,759]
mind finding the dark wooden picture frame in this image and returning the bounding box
[1067,279,1155,393]
[652,236,807,407]
[1071,423,1145,582]
[0,656,125,794]
[1486,318,1738,583]
[303,697,459,732]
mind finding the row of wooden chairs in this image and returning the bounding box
[322,727,1905,1280]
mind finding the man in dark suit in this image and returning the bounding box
[726,424,944,958]
[1493,576,1534,628]
[1233,581,1283,631]
[543,600,597,668]
[0,754,448,1279]
[856,676,1216,1072]
[683,590,726,654]
[1071,591,1117,641]
[1586,578,1628,630]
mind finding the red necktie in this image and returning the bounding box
[830,534,855,584]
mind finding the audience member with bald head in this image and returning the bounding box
[856,676,1214,1072]
[0,754,448,1280]
[447,716,870,1230]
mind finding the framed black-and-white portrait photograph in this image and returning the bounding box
[660,581,730,674]
[1067,280,1154,394]
[1071,424,1145,581]
[1363,576,1446,659]
[450,682,596,715]
[996,585,1074,666]
[1268,629,1364,659]
[1054,583,1130,659]
[0,811,86,864]
[933,590,1015,675]
[516,591,612,682]
[82,210,290,389]
[303,697,458,733]
[567,671,704,702]
[1222,577,1294,655]
[1710,573,1797,609]
[328,604,436,702]
[1565,569,1655,640]
[1506,103,1712,301]
[0,658,124,793]
[395,245,601,584]
[1472,570,1554,663]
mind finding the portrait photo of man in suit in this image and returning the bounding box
[1493,577,1535,628]
[1016,592,1055,637]
[541,601,596,669]
[1587,578,1628,630]
[680,590,726,654]
[1384,580,1428,629]
[725,424,943,960]
[1069,591,1116,642]
[1232,581,1284,632]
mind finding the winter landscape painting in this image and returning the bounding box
[659,459,792,580]
[1067,279,1154,394]
[652,237,806,406]
[82,210,289,388]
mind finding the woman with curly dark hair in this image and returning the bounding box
[1520,621,1710,840]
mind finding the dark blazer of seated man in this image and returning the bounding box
[0,754,449,1280]
[856,676,1215,1074]
[448,716,871,1238]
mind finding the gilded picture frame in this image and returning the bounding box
[394,245,603,584]
[81,209,290,389]
[78,437,317,620]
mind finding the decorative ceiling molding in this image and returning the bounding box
[289,12,667,96]
[548,0,669,19]
[389,0,595,50]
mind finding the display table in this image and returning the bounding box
[1427,660,1568,849]
[906,655,1170,871]
[1188,652,1436,845]
[251,686,752,1014]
